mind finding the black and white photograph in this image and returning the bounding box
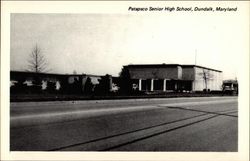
[1,1,249,161]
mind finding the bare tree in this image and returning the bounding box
[27,44,49,73]
[199,69,213,91]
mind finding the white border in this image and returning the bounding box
[1,1,249,161]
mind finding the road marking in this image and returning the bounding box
[158,99,237,108]
[11,99,237,128]
[12,99,236,119]
[49,109,237,151]
[10,96,238,107]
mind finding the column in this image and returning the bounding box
[174,81,178,91]
[192,81,196,92]
[163,79,166,91]
[138,79,142,91]
[150,79,154,91]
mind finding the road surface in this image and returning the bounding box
[10,96,238,151]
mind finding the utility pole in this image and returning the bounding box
[195,49,197,65]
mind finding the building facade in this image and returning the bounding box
[10,71,102,94]
[123,64,223,92]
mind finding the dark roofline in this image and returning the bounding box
[124,64,181,68]
[10,71,102,77]
[124,64,222,72]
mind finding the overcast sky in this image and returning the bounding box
[10,11,245,79]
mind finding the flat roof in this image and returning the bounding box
[10,71,102,77]
[124,64,222,72]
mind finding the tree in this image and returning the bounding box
[94,74,112,94]
[199,69,213,92]
[27,44,49,73]
[46,81,57,93]
[118,67,132,94]
[27,44,49,89]
[84,77,94,94]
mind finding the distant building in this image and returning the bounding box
[10,71,102,94]
[123,64,223,92]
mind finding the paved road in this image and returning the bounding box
[10,96,238,151]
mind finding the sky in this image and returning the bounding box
[10,10,246,79]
